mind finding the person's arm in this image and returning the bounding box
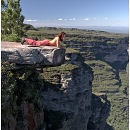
[56,38,66,49]
[56,37,61,48]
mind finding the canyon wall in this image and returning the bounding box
[1,42,93,130]
[42,53,93,130]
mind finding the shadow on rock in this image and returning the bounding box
[87,94,114,130]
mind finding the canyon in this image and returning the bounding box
[1,29,129,130]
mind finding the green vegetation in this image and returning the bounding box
[65,47,79,53]
[1,0,25,42]
[41,64,79,91]
[26,27,128,45]
[43,63,79,74]
[85,60,129,130]
[85,60,119,92]
[1,62,44,129]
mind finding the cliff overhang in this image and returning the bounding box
[1,42,65,66]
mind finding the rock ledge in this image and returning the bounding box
[1,42,65,66]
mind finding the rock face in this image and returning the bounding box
[1,64,46,130]
[104,43,128,68]
[1,42,93,130]
[87,94,112,130]
[1,42,65,66]
[42,53,93,130]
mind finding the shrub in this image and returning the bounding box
[1,61,44,129]
[2,34,21,42]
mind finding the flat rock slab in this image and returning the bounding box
[1,42,65,66]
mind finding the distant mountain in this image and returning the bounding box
[60,26,129,34]
[85,26,129,34]
[23,24,38,31]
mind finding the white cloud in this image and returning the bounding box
[70,18,76,21]
[84,18,89,20]
[104,18,108,20]
[94,18,96,20]
[25,19,37,22]
[58,18,63,20]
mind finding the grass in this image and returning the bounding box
[85,60,129,130]
[41,63,79,86]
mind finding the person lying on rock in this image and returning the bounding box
[21,32,66,48]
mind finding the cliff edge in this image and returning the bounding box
[1,42,65,66]
[1,42,93,130]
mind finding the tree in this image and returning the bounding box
[1,0,25,41]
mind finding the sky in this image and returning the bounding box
[20,0,129,27]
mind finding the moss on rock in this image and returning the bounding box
[42,63,79,84]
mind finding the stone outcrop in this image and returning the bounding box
[1,41,65,130]
[104,43,128,63]
[1,42,65,66]
[1,41,93,130]
[87,94,112,130]
[42,53,93,130]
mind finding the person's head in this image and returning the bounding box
[56,32,66,41]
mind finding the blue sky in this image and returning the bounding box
[20,0,129,27]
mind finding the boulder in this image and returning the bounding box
[1,42,65,66]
